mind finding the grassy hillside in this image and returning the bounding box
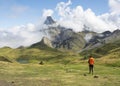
[0,46,80,64]
[0,39,120,66]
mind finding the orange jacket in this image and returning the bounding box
[88,57,94,65]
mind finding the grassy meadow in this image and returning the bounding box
[0,54,120,86]
[0,42,120,86]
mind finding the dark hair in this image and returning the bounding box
[89,55,92,58]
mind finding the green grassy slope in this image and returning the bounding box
[0,46,80,64]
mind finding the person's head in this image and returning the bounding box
[89,55,92,58]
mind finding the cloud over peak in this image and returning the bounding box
[42,9,54,18]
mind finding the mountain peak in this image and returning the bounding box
[44,16,55,25]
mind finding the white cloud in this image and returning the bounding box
[55,0,120,32]
[39,9,54,26]
[56,1,108,32]
[42,9,54,18]
[0,30,25,48]
[56,0,72,18]
[99,0,120,30]
[84,33,93,42]
[0,24,43,48]
[109,0,120,14]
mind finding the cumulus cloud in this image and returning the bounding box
[109,0,120,14]
[42,9,54,18]
[99,0,120,29]
[56,0,120,32]
[0,24,44,48]
[56,0,72,18]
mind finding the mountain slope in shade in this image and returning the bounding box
[52,29,86,50]
[83,29,120,50]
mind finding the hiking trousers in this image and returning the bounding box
[89,64,94,74]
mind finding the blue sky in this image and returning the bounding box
[0,0,109,28]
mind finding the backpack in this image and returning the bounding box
[89,57,94,65]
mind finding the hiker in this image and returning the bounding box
[88,55,94,74]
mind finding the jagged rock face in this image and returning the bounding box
[44,16,55,25]
[52,29,86,50]
[30,37,53,49]
[84,34,108,49]
[102,31,112,37]
[83,29,120,50]
[40,25,66,41]
[89,31,112,43]
[40,37,53,48]
[105,29,120,43]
